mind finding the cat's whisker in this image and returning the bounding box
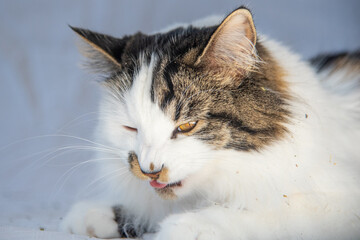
[52,157,124,196]
[56,111,101,133]
[54,135,120,151]
[5,146,65,164]
[12,145,122,182]
[76,169,132,199]
[32,145,119,167]
[0,134,119,154]
[16,148,81,177]
[74,167,130,198]
[80,167,129,192]
[55,157,122,184]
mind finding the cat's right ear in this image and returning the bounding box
[70,26,127,73]
[194,7,258,82]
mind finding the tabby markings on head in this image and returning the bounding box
[71,7,291,193]
[71,7,290,152]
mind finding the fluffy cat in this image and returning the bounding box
[60,7,360,240]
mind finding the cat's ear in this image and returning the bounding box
[195,7,258,79]
[70,26,127,73]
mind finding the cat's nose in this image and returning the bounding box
[140,166,163,180]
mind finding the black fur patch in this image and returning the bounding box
[310,50,360,73]
[113,206,149,238]
[160,61,178,108]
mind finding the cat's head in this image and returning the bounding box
[72,7,289,199]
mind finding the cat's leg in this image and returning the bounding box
[155,206,239,240]
[60,201,142,238]
[155,207,280,240]
[155,205,358,240]
[155,208,233,240]
[60,201,119,238]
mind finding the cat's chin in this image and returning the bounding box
[151,176,201,200]
[149,180,182,189]
[152,180,183,200]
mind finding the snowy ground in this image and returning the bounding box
[1,0,359,239]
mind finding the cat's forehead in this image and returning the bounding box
[126,52,209,124]
[104,27,217,117]
[124,55,176,143]
[114,26,215,78]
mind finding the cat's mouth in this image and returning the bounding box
[150,180,182,189]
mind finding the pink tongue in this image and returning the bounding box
[150,180,167,189]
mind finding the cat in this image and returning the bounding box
[60,6,360,240]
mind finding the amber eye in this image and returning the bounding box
[123,125,138,132]
[177,121,197,133]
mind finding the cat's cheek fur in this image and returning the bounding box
[159,138,215,182]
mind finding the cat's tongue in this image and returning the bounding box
[150,180,167,189]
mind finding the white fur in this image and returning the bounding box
[61,28,360,240]
[60,201,120,238]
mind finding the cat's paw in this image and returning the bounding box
[155,213,227,240]
[60,202,120,239]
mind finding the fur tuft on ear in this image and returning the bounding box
[70,26,128,74]
[195,7,259,79]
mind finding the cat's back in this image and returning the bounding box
[311,50,360,96]
[309,51,360,167]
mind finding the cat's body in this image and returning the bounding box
[61,7,360,239]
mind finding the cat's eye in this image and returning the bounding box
[177,121,197,133]
[123,125,138,132]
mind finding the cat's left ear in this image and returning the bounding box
[195,7,258,79]
[70,26,127,73]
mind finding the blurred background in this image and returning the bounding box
[0,0,359,238]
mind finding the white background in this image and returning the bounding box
[0,0,359,239]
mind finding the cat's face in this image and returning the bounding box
[72,7,289,199]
